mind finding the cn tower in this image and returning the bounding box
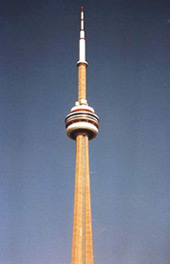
[65,7,99,264]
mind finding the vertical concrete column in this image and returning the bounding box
[71,133,94,264]
[71,134,83,264]
[85,136,94,264]
[78,64,87,102]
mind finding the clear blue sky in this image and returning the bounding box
[1,0,170,263]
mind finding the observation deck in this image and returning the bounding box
[65,101,99,140]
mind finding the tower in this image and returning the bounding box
[65,7,99,264]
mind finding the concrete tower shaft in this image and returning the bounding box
[65,7,99,264]
[71,133,94,264]
[78,63,87,102]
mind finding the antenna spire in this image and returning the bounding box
[77,6,87,65]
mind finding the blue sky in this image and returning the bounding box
[1,0,170,263]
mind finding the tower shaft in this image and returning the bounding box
[65,7,99,264]
[71,8,93,262]
[78,64,87,102]
[71,133,93,264]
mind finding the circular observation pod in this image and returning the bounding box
[65,105,99,140]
